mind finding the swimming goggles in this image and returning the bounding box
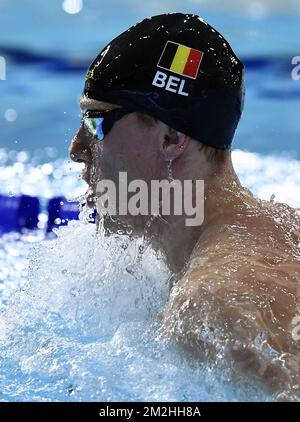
[81,107,136,141]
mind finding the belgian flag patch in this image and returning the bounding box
[157,41,204,79]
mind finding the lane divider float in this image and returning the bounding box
[0,194,94,235]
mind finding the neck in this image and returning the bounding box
[97,157,254,274]
[146,163,248,273]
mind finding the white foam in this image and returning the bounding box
[0,218,271,401]
[232,150,300,208]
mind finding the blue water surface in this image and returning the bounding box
[0,0,300,403]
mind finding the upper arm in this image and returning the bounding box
[161,254,299,356]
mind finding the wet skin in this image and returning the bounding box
[70,98,300,400]
[162,185,300,400]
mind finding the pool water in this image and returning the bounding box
[0,214,273,402]
[1,2,300,159]
[1,150,299,402]
[0,0,300,402]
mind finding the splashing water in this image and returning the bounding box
[0,216,273,402]
[2,148,296,401]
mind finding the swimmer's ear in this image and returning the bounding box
[159,127,190,161]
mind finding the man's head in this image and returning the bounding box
[83,13,244,149]
[70,13,244,207]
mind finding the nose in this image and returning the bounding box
[69,126,92,163]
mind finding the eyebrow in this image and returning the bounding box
[78,96,120,111]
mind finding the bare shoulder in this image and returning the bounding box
[163,200,300,340]
[161,201,300,399]
[186,199,300,289]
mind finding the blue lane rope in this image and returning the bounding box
[0,46,294,75]
[0,194,94,235]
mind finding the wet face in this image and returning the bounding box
[69,96,167,209]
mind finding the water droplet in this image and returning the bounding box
[4,108,17,122]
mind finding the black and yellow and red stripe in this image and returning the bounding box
[158,41,204,79]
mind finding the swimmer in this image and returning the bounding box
[69,13,300,400]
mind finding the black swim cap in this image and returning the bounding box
[84,13,244,150]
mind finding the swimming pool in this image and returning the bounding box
[0,0,300,402]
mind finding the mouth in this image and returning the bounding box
[81,165,97,209]
[81,164,91,185]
